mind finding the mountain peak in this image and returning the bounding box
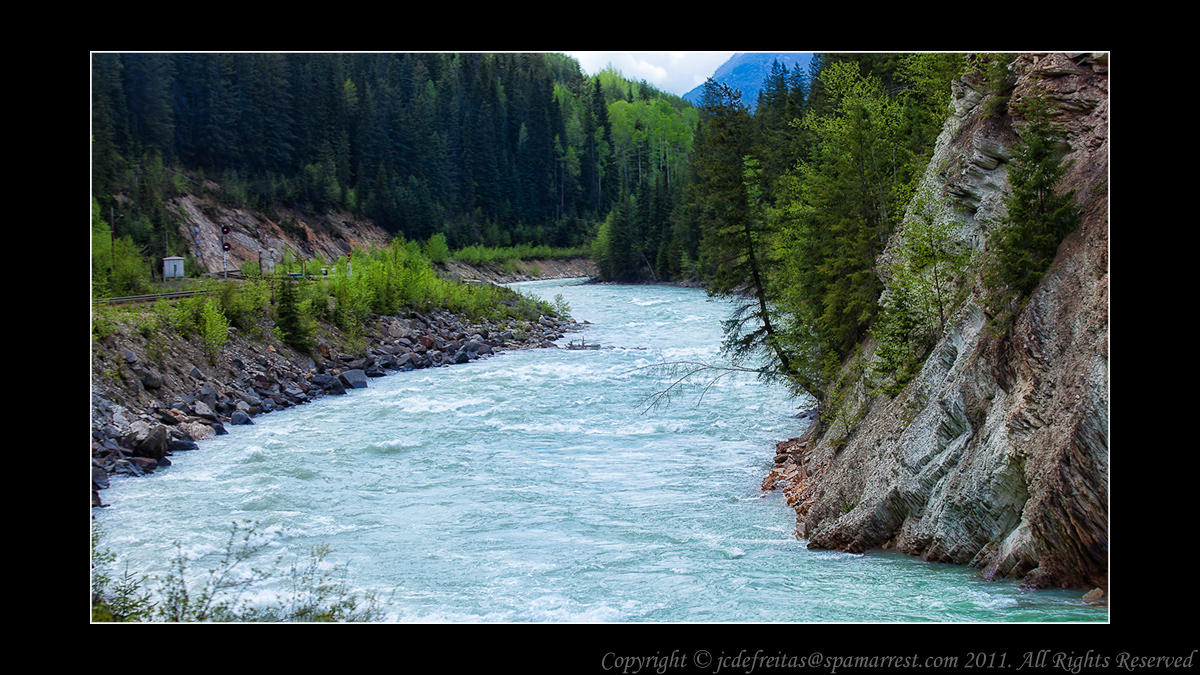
[683,52,813,112]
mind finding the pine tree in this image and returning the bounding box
[986,93,1080,304]
[275,277,312,354]
[691,80,792,376]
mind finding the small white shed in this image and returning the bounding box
[162,256,186,279]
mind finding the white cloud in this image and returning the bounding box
[565,52,734,96]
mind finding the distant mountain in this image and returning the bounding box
[683,52,813,112]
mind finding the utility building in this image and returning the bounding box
[162,256,186,279]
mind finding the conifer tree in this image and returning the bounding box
[691,80,792,376]
[986,93,1080,306]
[275,277,312,354]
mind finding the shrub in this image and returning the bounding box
[198,298,230,362]
[423,233,450,264]
[92,522,383,623]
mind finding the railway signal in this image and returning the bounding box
[220,225,230,280]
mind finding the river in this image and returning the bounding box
[92,278,1104,622]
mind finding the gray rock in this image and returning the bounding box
[230,410,254,425]
[132,424,170,460]
[338,369,369,389]
[168,438,199,452]
[140,369,163,389]
[191,400,218,421]
[312,373,347,395]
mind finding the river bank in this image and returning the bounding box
[90,278,588,508]
[437,257,597,285]
[93,277,1105,622]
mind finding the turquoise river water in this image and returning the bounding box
[93,278,1105,622]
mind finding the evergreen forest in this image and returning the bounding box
[92,51,1077,407]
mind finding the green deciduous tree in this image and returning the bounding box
[869,189,972,395]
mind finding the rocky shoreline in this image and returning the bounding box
[91,302,584,508]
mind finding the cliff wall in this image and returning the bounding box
[763,53,1109,594]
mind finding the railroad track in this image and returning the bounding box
[93,272,319,305]
[93,290,208,305]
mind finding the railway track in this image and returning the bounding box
[93,290,209,305]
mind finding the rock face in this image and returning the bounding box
[763,53,1108,591]
[172,195,394,275]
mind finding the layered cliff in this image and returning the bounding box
[763,53,1108,593]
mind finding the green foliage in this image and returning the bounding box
[92,521,383,622]
[965,53,1018,118]
[197,298,229,363]
[92,198,153,298]
[869,189,973,395]
[92,53,697,262]
[984,93,1080,316]
[207,278,271,336]
[274,275,314,354]
[423,232,450,264]
[552,293,571,318]
[450,242,589,266]
[766,56,962,402]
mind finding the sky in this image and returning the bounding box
[565,52,735,97]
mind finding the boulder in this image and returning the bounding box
[230,410,254,425]
[124,422,170,460]
[312,373,347,395]
[130,457,158,473]
[92,466,110,490]
[112,458,139,476]
[140,369,163,389]
[168,438,199,452]
[179,421,215,441]
[191,399,218,421]
[338,369,369,389]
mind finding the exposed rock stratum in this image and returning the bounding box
[763,53,1108,591]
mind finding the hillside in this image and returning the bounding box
[172,189,394,276]
[762,53,1109,597]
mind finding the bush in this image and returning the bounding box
[423,233,450,264]
[198,298,229,362]
[92,521,383,622]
